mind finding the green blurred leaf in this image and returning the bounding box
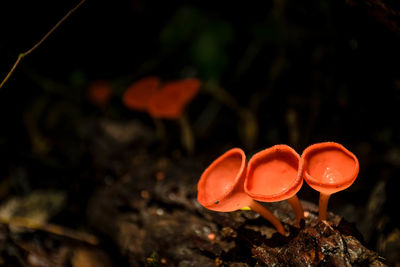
[69,69,87,89]
[207,20,234,45]
[159,6,203,52]
[159,6,234,80]
[191,22,234,80]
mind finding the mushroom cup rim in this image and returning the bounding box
[197,147,247,209]
[244,144,303,202]
[301,141,359,192]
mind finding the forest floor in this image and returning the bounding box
[0,117,394,266]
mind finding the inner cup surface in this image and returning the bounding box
[305,147,356,184]
[247,151,299,196]
[203,152,243,203]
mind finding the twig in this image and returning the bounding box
[0,216,99,245]
[0,0,87,89]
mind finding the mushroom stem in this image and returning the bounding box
[248,200,286,235]
[179,112,195,154]
[152,117,166,141]
[319,192,331,220]
[287,195,304,227]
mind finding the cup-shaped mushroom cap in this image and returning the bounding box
[301,142,359,195]
[197,148,253,212]
[148,78,201,119]
[245,145,303,202]
[123,76,161,111]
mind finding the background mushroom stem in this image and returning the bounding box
[318,192,331,220]
[179,112,195,154]
[248,200,286,235]
[287,195,304,226]
[152,117,166,142]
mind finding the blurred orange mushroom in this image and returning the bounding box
[148,78,200,119]
[301,142,359,220]
[122,76,161,111]
[148,78,201,153]
[87,80,112,107]
[245,145,304,226]
[197,148,286,235]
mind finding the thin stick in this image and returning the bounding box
[0,216,98,245]
[0,0,87,89]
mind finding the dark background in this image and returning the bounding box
[0,0,399,264]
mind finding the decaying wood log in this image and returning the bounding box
[87,145,386,266]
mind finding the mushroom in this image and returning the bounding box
[87,80,112,107]
[245,145,304,226]
[301,142,359,220]
[122,76,161,111]
[197,148,286,235]
[148,78,201,154]
[148,78,200,119]
[122,76,165,138]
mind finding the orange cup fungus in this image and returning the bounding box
[148,78,201,120]
[87,80,112,107]
[122,76,161,111]
[122,77,201,154]
[301,142,359,220]
[197,148,286,235]
[245,145,305,226]
[148,78,201,154]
